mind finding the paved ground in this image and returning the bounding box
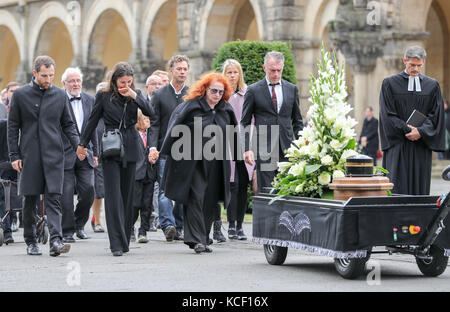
[0,178,449,294]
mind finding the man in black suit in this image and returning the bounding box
[241,51,303,192]
[359,106,379,165]
[60,67,98,243]
[8,56,80,256]
[148,55,189,241]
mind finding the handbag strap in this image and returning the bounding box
[118,101,128,130]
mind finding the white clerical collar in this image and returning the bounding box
[405,70,422,92]
[170,81,185,95]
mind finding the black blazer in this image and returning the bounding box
[359,117,379,156]
[80,90,154,164]
[148,84,188,151]
[8,80,79,195]
[63,91,98,169]
[160,97,240,208]
[241,78,303,155]
[135,128,154,181]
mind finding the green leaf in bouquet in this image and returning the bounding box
[305,164,322,175]
[345,138,356,150]
[374,166,389,175]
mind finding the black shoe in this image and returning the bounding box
[207,238,213,245]
[174,229,184,241]
[4,236,14,245]
[112,250,123,256]
[237,228,247,240]
[164,226,176,242]
[228,227,238,240]
[213,221,226,243]
[49,240,70,257]
[194,243,206,253]
[62,235,76,243]
[27,243,42,255]
[76,229,89,240]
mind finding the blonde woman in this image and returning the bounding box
[222,59,255,240]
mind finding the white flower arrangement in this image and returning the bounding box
[272,45,358,198]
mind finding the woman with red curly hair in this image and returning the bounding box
[159,72,241,253]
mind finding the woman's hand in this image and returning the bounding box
[77,145,89,161]
[118,87,137,100]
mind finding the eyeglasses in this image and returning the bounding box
[148,82,163,86]
[66,79,82,84]
[209,88,225,95]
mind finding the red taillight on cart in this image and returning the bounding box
[437,197,441,207]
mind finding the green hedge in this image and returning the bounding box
[212,40,297,86]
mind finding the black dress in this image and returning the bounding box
[160,97,240,248]
[80,90,154,253]
[379,72,445,195]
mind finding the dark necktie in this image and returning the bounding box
[269,83,279,112]
[69,96,81,102]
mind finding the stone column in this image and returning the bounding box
[15,2,31,84]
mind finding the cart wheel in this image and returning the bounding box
[0,230,3,247]
[264,244,288,265]
[416,245,449,277]
[40,225,49,245]
[334,251,371,280]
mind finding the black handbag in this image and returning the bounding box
[102,101,127,158]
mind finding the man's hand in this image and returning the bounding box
[148,148,159,164]
[244,150,255,166]
[76,145,89,161]
[405,125,422,141]
[12,160,22,173]
[93,156,98,168]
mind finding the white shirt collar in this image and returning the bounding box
[266,77,282,86]
[170,81,185,95]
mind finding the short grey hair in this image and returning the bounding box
[264,51,285,67]
[404,46,427,60]
[145,74,162,86]
[61,67,83,83]
[96,82,108,94]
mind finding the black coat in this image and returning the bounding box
[79,90,154,164]
[63,92,98,170]
[241,78,303,153]
[7,80,79,195]
[359,117,379,157]
[160,97,240,208]
[148,84,188,151]
[135,128,154,181]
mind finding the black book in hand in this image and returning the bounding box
[406,109,426,127]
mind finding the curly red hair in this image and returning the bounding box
[184,72,231,102]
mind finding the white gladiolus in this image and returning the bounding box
[278,162,292,173]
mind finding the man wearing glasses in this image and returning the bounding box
[145,74,164,102]
[60,67,98,243]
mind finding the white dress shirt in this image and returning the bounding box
[68,92,84,133]
[266,77,283,112]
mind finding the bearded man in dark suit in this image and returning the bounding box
[8,56,80,256]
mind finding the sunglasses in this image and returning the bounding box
[208,88,225,95]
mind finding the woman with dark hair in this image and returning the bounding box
[160,72,239,253]
[77,62,154,256]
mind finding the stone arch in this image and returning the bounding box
[199,0,263,52]
[143,0,178,72]
[83,0,134,66]
[33,17,74,88]
[86,9,133,82]
[0,25,21,89]
[28,1,74,69]
[425,0,450,99]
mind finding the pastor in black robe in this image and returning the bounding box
[379,71,445,195]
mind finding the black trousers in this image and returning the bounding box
[133,177,155,235]
[23,193,62,245]
[102,159,136,253]
[227,163,249,225]
[61,159,95,236]
[184,160,223,248]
